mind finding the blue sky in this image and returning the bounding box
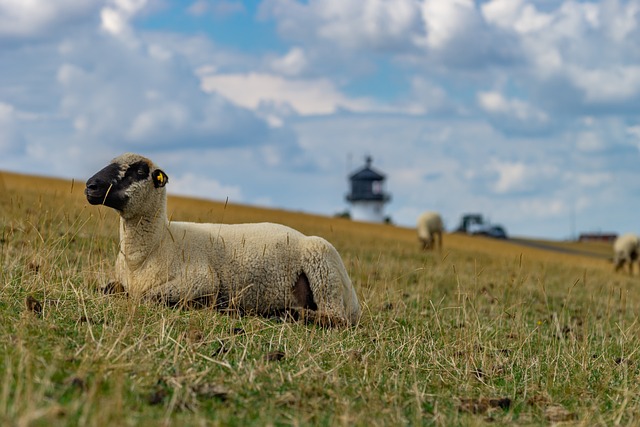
[1,0,640,239]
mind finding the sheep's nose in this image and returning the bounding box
[85,175,113,192]
[85,176,107,190]
[86,180,99,191]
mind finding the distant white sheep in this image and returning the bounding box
[613,233,640,275]
[85,153,361,326]
[417,211,444,250]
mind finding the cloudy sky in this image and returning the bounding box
[1,0,640,239]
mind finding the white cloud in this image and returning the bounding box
[270,47,308,76]
[199,69,431,119]
[568,65,640,103]
[403,77,453,114]
[0,101,14,120]
[168,172,243,202]
[482,0,553,34]
[52,34,275,149]
[418,0,476,49]
[518,197,567,218]
[477,91,549,134]
[490,160,527,194]
[575,131,605,152]
[199,71,382,115]
[522,39,563,78]
[100,7,127,36]
[628,125,640,140]
[0,0,101,38]
[100,0,148,38]
[0,101,22,152]
[481,0,524,29]
[261,0,422,51]
[127,103,189,141]
[602,0,639,42]
[571,171,612,188]
[187,0,208,16]
[487,159,558,195]
[187,0,245,19]
[317,0,421,49]
[492,2,640,110]
[478,91,546,122]
[514,4,553,33]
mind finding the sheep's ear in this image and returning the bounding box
[152,169,168,188]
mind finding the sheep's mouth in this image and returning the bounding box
[84,186,128,210]
[85,189,108,205]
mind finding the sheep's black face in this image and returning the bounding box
[85,160,152,211]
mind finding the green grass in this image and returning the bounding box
[2,171,640,426]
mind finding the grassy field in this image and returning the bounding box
[1,170,639,426]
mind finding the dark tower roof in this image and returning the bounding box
[349,156,386,181]
[346,156,391,203]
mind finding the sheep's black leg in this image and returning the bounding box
[630,250,639,275]
[103,280,126,295]
[293,272,317,310]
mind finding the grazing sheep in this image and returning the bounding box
[613,233,640,275]
[416,211,444,250]
[85,153,361,326]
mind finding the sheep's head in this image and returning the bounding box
[421,236,433,250]
[85,153,168,217]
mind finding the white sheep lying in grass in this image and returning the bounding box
[416,211,444,250]
[613,233,640,275]
[85,153,361,326]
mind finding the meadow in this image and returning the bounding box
[1,170,639,426]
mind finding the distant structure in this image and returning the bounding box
[578,232,617,243]
[345,156,391,223]
[455,213,508,239]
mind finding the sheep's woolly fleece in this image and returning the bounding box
[613,233,640,274]
[85,153,361,326]
[416,211,444,250]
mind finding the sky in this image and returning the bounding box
[1,0,640,239]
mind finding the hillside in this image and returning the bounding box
[1,170,639,426]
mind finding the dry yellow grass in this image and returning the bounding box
[2,169,640,426]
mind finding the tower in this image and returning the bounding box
[345,156,391,223]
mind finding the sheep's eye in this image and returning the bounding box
[127,161,150,181]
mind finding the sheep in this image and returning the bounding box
[613,233,640,275]
[85,153,361,326]
[416,211,444,251]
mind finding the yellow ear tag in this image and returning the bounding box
[153,170,167,188]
